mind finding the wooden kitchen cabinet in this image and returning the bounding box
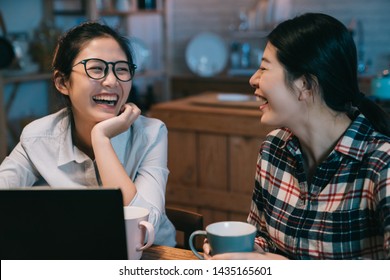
[170,74,374,100]
[170,75,253,100]
[149,92,275,226]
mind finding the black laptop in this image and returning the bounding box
[0,188,128,260]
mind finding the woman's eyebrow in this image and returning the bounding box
[261,57,271,64]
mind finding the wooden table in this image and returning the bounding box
[141,245,199,260]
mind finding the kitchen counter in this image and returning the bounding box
[170,74,374,100]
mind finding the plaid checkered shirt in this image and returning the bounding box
[248,114,390,259]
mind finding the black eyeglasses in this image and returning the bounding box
[73,58,137,82]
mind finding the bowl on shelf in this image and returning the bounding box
[128,36,151,73]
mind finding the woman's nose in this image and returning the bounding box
[249,70,260,88]
[103,66,118,85]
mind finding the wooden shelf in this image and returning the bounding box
[99,10,164,16]
[53,10,86,16]
[229,29,269,39]
[2,72,52,84]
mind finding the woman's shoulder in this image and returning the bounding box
[20,109,70,140]
[355,114,390,155]
[264,127,293,145]
[133,115,167,134]
[366,130,390,157]
[113,115,167,146]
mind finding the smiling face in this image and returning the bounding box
[249,42,303,128]
[58,36,132,127]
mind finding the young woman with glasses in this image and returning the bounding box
[0,22,176,246]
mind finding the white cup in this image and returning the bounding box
[123,206,155,259]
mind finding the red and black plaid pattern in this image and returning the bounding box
[248,114,390,259]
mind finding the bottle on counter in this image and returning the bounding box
[230,42,241,69]
[240,43,251,69]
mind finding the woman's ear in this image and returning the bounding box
[294,75,315,101]
[53,71,70,96]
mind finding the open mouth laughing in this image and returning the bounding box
[92,94,119,106]
[256,95,268,107]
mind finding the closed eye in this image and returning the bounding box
[116,67,130,73]
[88,66,104,73]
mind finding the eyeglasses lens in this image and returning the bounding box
[85,59,133,82]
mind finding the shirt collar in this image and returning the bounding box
[282,114,373,162]
[334,113,373,161]
[57,113,89,166]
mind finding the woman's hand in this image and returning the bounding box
[91,103,140,205]
[203,239,288,260]
[92,103,141,139]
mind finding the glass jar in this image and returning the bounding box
[138,0,156,10]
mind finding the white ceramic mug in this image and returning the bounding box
[123,206,155,260]
[189,221,256,259]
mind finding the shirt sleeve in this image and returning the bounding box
[247,151,277,253]
[128,123,169,226]
[0,142,38,188]
[377,161,390,259]
[127,123,175,246]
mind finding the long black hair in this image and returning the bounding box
[268,13,390,136]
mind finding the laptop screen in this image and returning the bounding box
[0,188,128,260]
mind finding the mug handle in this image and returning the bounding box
[137,221,155,251]
[189,230,207,260]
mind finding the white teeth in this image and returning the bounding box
[92,95,118,106]
[93,95,118,102]
[256,96,268,105]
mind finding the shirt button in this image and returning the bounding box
[297,200,305,207]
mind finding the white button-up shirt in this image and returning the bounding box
[0,109,175,246]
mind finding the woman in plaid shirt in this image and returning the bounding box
[204,13,390,259]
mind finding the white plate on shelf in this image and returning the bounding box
[128,37,151,72]
[185,32,228,77]
[217,93,253,102]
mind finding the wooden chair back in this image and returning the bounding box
[166,206,204,250]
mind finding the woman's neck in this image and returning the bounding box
[71,118,95,160]
[291,109,352,182]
